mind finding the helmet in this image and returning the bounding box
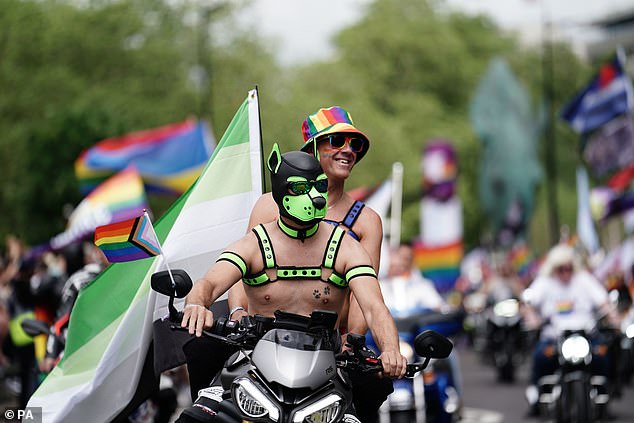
[267,144,328,226]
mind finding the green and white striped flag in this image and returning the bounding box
[27,89,263,422]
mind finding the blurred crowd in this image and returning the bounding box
[0,235,100,408]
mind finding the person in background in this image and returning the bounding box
[379,242,463,400]
[380,242,445,315]
[0,236,24,370]
[523,243,619,416]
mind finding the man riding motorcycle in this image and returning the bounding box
[176,146,407,422]
[523,243,619,417]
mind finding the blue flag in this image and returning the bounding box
[560,53,633,134]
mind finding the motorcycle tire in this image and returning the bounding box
[497,357,515,383]
[557,380,591,423]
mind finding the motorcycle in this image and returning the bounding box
[151,269,454,423]
[608,288,634,395]
[619,307,634,386]
[461,291,489,354]
[536,328,610,423]
[484,298,526,383]
[367,308,462,423]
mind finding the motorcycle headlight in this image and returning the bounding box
[232,377,280,421]
[399,340,414,361]
[493,299,519,318]
[292,393,344,423]
[561,335,591,364]
[625,324,634,339]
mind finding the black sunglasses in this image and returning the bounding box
[318,134,366,153]
[288,179,328,195]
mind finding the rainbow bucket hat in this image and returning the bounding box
[301,106,370,162]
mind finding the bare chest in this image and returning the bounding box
[245,279,348,318]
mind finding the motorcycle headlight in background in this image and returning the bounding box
[625,323,634,339]
[561,335,591,364]
[493,299,519,318]
[399,340,414,361]
[292,393,344,423]
[232,377,280,421]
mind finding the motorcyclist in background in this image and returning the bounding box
[481,254,524,305]
[379,242,463,397]
[522,243,619,416]
[380,242,445,315]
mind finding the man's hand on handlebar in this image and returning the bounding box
[378,350,407,379]
[181,303,214,337]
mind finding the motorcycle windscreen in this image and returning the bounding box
[251,329,337,389]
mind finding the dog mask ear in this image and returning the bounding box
[267,143,282,174]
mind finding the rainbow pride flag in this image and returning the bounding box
[508,242,533,278]
[94,212,161,263]
[49,167,149,251]
[412,239,463,293]
[75,119,214,195]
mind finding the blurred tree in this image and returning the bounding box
[0,0,279,244]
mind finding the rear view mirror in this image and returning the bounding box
[21,318,50,337]
[151,269,193,298]
[414,330,453,359]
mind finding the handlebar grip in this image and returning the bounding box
[346,333,367,349]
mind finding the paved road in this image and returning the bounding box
[456,340,634,423]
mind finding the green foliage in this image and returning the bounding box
[0,0,278,244]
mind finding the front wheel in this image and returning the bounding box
[496,350,515,383]
[557,379,591,423]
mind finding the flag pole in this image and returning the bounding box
[143,210,177,290]
[389,162,403,248]
[254,85,267,193]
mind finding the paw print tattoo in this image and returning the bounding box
[323,286,330,296]
[313,289,321,299]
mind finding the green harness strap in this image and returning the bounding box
[242,224,277,286]
[243,273,270,286]
[252,224,276,269]
[323,226,347,287]
[216,252,247,277]
[345,265,377,284]
[242,224,351,288]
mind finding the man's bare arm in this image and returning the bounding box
[346,207,383,335]
[182,261,243,336]
[349,275,405,378]
[227,194,278,319]
[184,235,257,336]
